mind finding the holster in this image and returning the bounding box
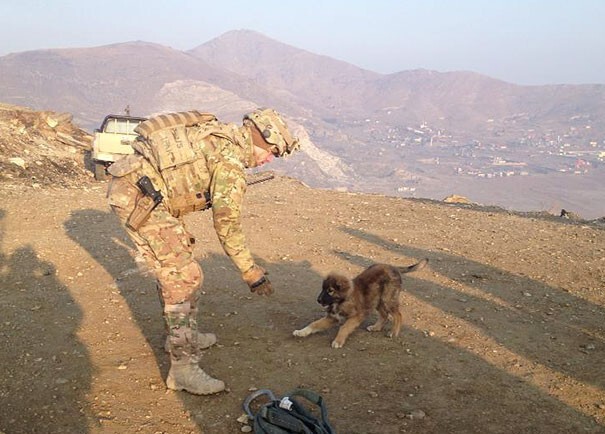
[126,195,156,231]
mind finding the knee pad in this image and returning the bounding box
[158,261,203,305]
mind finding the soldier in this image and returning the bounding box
[106,108,299,395]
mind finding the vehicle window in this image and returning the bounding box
[103,118,142,134]
[104,119,117,133]
[115,121,128,134]
[126,121,141,134]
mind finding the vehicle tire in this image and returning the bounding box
[94,162,109,181]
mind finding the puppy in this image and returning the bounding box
[293,258,428,348]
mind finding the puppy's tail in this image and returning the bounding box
[397,258,429,274]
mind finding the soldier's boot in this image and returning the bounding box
[166,362,225,395]
[163,302,225,395]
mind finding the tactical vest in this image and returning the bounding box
[132,111,220,217]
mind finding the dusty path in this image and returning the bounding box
[0,178,604,433]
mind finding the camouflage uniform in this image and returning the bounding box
[106,109,298,394]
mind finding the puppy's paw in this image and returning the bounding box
[367,324,383,332]
[293,328,310,337]
[331,339,344,349]
[387,328,401,338]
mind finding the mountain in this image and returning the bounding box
[189,30,381,117]
[0,29,604,217]
[0,41,298,126]
[191,30,605,138]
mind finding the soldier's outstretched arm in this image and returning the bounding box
[210,162,272,295]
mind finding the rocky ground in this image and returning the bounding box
[0,105,604,433]
[0,103,92,187]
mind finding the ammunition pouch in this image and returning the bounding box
[158,157,213,217]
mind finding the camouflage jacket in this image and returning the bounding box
[109,119,256,274]
[201,124,255,274]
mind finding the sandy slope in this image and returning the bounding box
[0,177,604,434]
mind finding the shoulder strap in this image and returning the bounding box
[243,389,277,419]
[257,404,314,433]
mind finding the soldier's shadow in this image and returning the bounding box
[1,210,92,433]
[64,210,168,369]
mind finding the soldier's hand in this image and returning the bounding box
[250,276,274,296]
[242,265,274,296]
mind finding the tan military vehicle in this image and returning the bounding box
[91,114,147,180]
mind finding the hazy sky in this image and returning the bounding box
[1,0,604,85]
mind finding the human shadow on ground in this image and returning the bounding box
[64,210,165,371]
[0,209,92,434]
[338,226,605,391]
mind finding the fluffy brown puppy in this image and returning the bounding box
[293,258,428,348]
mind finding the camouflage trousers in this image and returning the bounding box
[107,175,202,362]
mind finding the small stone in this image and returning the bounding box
[46,117,59,128]
[241,426,253,433]
[9,157,26,169]
[237,414,249,424]
[407,409,426,419]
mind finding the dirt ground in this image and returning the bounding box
[0,173,604,434]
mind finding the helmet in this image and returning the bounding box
[243,108,299,157]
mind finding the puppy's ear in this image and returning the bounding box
[332,274,350,293]
[322,276,333,292]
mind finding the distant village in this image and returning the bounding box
[351,116,605,186]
